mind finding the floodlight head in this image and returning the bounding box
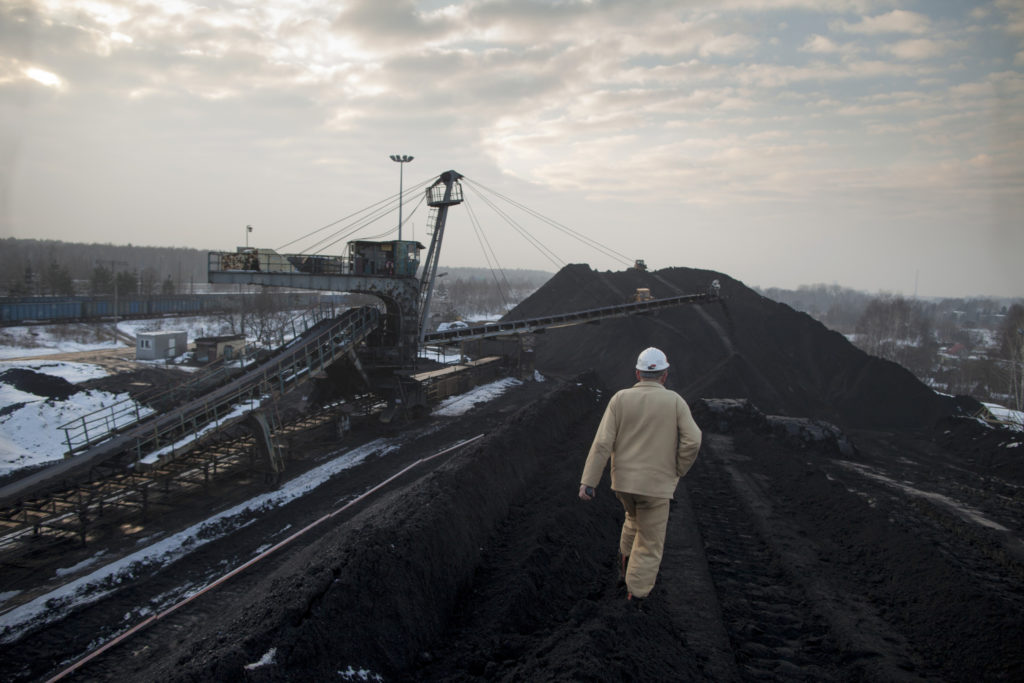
[390,154,414,163]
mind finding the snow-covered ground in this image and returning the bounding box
[0,359,136,475]
[0,314,298,474]
[0,316,239,360]
[0,316,536,476]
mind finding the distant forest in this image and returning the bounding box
[758,283,1024,411]
[0,238,210,296]
[0,237,552,305]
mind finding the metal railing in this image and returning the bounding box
[112,306,379,466]
[59,303,341,456]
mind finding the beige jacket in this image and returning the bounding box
[581,380,702,499]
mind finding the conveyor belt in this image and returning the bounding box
[422,290,718,345]
[59,304,340,455]
[0,307,380,509]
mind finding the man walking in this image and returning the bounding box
[579,347,702,602]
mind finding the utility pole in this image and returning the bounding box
[389,154,414,240]
[101,259,129,345]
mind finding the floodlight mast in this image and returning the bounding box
[389,154,414,240]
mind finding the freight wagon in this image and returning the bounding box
[0,293,344,326]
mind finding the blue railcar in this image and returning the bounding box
[0,293,331,326]
[1,298,80,323]
[0,295,207,325]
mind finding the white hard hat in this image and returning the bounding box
[636,347,669,372]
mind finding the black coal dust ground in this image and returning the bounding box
[1,264,1022,682]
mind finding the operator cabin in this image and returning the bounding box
[348,240,423,277]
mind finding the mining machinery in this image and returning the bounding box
[0,169,721,545]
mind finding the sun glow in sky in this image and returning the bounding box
[23,67,63,89]
[2,0,1022,297]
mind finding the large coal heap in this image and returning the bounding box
[505,264,956,429]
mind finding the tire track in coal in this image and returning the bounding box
[686,435,842,681]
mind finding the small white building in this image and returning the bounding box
[136,331,187,361]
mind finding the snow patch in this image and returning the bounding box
[433,378,522,417]
[244,647,277,670]
[0,387,142,475]
[55,552,106,578]
[983,402,1024,431]
[139,396,265,465]
[837,460,1009,532]
[338,665,384,681]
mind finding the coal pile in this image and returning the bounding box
[505,264,957,429]
[0,368,80,402]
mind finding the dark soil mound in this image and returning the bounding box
[69,373,1024,682]
[0,368,80,401]
[505,264,958,429]
[129,376,666,681]
[934,414,1024,480]
[79,367,193,404]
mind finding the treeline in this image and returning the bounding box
[760,283,1024,415]
[426,267,551,318]
[0,238,552,314]
[1,238,209,296]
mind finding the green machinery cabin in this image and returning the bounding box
[348,240,425,278]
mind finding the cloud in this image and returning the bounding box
[996,0,1024,35]
[882,38,957,61]
[799,33,861,57]
[3,0,1023,296]
[801,34,840,54]
[831,10,930,35]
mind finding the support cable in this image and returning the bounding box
[307,183,429,254]
[315,192,426,254]
[464,200,512,310]
[463,178,634,268]
[275,177,432,255]
[463,185,565,270]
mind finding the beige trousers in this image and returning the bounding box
[615,492,671,599]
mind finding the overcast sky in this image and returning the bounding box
[2,1,1022,298]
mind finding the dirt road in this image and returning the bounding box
[3,346,142,375]
[3,375,1020,681]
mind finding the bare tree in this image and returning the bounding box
[998,305,1024,425]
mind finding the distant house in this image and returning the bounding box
[136,331,187,361]
[194,334,247,363]
[946,342,967,356]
